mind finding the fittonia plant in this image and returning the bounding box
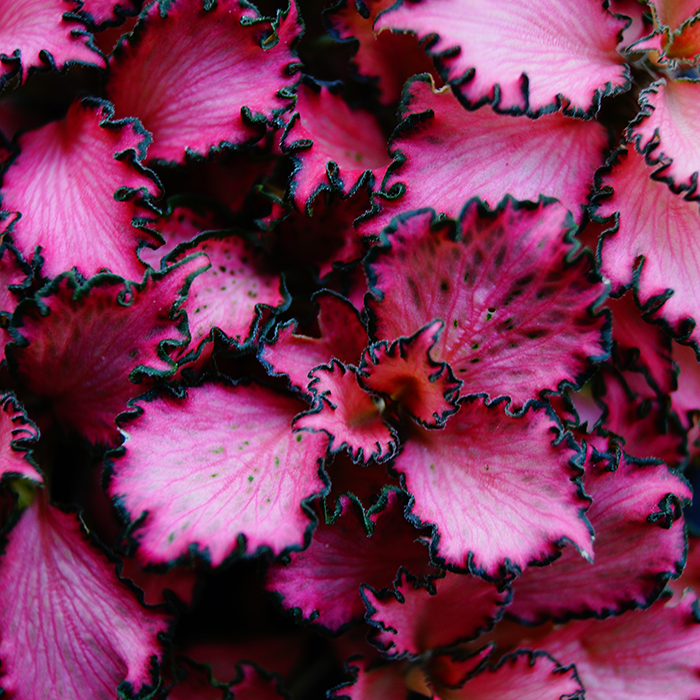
[1,0,700,698]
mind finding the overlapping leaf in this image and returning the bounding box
[294,361,398,463]
[266,491,432,632]
[364,570,509,657]
[284,81,390,209]
[7,256,207,444]
[260,291,368,394]
[375,0,629,115]
[0,392,41,483]
[363,77,609,236]
[630,79,700,194]
[366,199,608,410]
[534,594,700,700]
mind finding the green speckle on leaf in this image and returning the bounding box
[212,446,224,453]
[275,457,280,466]
[168,533,175,543]
[248,475,254,482]
[211,473,219,478]
[296,434,302,442]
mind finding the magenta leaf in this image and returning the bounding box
[107,0,301,163]
[433,651,584,700]
[168,231,289,361]
[7,256,207,445]
[284,80,391,209]
[358,320,462,427]
[362,77,609,236]
[593,367,685,468]
[535,593,700,700]
[265,490,432,632]
[509,453,690,623]
[1,98,160,280]
[366,199,609,412]
[595,144,700,345]
[630,79,700,194]
[0,392,41,484]
[607,291,674,394]
[364,569,509,657]
[327,0,440,105]
[107,381,329,567]
[260,291,368,394]
[0,494,170,699]
[73,0,142,29]
[394,398,593,578]
[375,0,629,116]
[294,361,399,464]
[137,199,228,270]
[0,0,103,87]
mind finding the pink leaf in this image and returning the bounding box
[0,392,41,484]
[107,0,301,163]
[535,593,700,700]
[137,201,228,270]
[284,81,391,209]
[0,494,170,699]
[364,569,509,657]
[1,98,160,280]
[594,367,685,467]
[596,145,700,345]
[294,361,398,464]
[395,398,593,578]
[509,454,690,623]
[0,0,103,86]
[172,231,288,360]
[362,77,609,235]
[260,291,368,394]
[107,381,328,567]
[630,79,700,193]
[607,291,674,394]
[433,651,583,700]
[375,0,629,115]
[359,320,462,427]
[327,0,440,105]
[366,199,608,411]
